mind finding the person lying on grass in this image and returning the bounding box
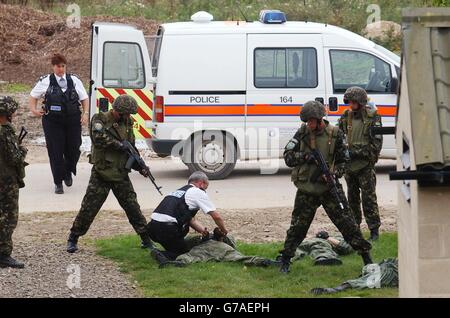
[284,230,354,266]
[311,258,398,295]
[153,228,281,268]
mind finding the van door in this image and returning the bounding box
[246,34,326,160]
[324,48,398,158]
[90,23,154,139]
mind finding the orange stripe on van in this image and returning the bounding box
[165,105,245,116]
[247,104,302,116]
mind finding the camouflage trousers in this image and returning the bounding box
[176,239,272,266]
[345,165,381,230]
[281,186,372,259]
[70,168,148,237]
[0,181,19,256]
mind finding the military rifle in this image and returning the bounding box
[105,127,163,195]
[18,126,28,144]
[309,149,346,211]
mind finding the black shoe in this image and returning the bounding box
[279,256,291,274]
[67,233,79,253]
[369,229,379,241]
[140,234,156,250]
[55,184,64,194]
[64,175,73,187]
[361,252,373,265]
[150,248,171,266]
[159,260,186,268]
[0,255,25,269]
[314,258,342,266]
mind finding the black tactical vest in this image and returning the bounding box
[44,74,81,116]
[153,185,200,230]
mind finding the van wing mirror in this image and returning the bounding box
[99,98,109,113]
[147,77,157,85]
[329,97,338,112]
[390,77,399,93]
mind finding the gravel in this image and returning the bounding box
[0,206,398,298]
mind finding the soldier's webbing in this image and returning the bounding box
[347,111,353,147]
[309,127,316,150]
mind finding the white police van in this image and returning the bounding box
[90,10,400,179]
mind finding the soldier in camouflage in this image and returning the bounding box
[338,87,383,241]
[290,231,354,266]
[279,100,372,274]
[66,95,155,253]
[311,258,398,295]
[0,96,28,268]
[159,228,280,268]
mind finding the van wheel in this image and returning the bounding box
[185,133,237,180]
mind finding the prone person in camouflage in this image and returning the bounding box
[279,100,372,274]
[338,87,383,241]
[311,258,398,295]
[66,95,155,253]
[158,228,280,268]
[0,96,28,268]
[290,231,353,266]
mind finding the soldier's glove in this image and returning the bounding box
[334,165,345,178]
[316,231,329,240]
[140,169,150,177]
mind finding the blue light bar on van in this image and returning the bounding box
[259,10,287,24]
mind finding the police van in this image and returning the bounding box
[90,10,400,179]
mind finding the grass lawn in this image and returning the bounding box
[95,233,398,298]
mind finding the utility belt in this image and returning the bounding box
[43,103,81,117]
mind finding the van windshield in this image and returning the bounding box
[374,44,400,65]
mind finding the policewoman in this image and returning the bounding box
[29,53,89,194]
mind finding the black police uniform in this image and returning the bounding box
[147,185,200,259]
[42,74,82,186]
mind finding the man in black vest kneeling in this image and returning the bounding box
[147,171,229,264]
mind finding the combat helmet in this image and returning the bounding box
[300,100,326,122]
[344,86,368,106]
[112,95,138,114]
[0,96,19,116]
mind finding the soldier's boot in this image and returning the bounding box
[361,251,373,265]
[66,233,79,253]
[279,256,291,274]
[139,233,156,250]
[0,255,25,269]
[314,257,343,266]
[369,228,379,241]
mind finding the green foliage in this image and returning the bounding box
[95,232,398,298]
[14,0,449,52]
[0,82,32,93]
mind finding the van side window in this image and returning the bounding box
[103,42,145,89]
[254,48,317,88]
[330,50,392,93]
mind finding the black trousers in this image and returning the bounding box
[42,113,82,185]
[147,220,193,260]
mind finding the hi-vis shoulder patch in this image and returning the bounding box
[285,139,299,150]
[93,122,103,132]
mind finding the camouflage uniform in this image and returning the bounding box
[338,87,382,233]
[311,258,398,294]
[174,235,276,267]
[0,97,27,259]
[292,236,353,265]
[280,101,371,272]
[69,95,148,247]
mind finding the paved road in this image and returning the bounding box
[19,158,398,213]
